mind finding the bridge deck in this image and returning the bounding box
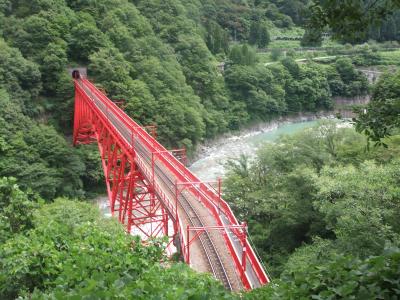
[75,78,267,290]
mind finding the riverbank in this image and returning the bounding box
[189,119,329,181]
[190,111,339,165]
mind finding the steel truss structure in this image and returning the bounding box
[72,73,269,290]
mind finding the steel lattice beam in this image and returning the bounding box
[72,73,270,290]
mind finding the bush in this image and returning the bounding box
[270,48,282,61]
[248,249,400,299]
[0,198,233,299]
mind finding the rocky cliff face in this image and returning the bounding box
[333,95,371,105]
[333,95,370,118]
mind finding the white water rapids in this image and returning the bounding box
[189,119,319,181]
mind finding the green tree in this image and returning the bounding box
[224,121,400,276]
[248,248,400,299]
[205,20,229,54]
[309,0,400,42]
[300,27,322,47]
[270,48,282,61]
[0,198,235,299]
[40,42,68,95]
[355,70,400,144]
[0,177,39,244]
[0,39,41,114]
[315,160,400,257]
[229,44,258,65]
[69,19,110,63]
[281,57,301,78]
[258,24,271,48]
[249,21,270,48]
[0,89,85,199]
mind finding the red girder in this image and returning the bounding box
[73,76,270,290]
[74,81,169,242]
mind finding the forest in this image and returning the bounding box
[0,0,399,298]
[0,0,371,199]
[225,120,400,298]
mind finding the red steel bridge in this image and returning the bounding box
[72,71,269,291]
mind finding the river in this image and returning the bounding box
[189,120,319,182]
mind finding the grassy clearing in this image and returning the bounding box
[379,49,400,65]
[257,49,331,64]
[269,26,304,38]
[267,38,341,49]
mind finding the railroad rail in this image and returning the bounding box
[72,73,270,290]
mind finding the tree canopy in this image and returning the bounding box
[0,182,234,299]
[355,70,400,144]
[225,121,400,298]
[1,0,398,298]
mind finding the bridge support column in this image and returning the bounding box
[124,167,169,239]
[73,85,96,145]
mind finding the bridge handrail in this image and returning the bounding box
[77,79,268,287]
[75,81,134,155]
[81,79,268,287]
[76,80,190,266]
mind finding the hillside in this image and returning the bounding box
[1,0,400,298]
[0,0,373,198]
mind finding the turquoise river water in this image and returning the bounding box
[189,120,319,182]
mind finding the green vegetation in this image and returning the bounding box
[224,56,368,128]
[0,181,233,299]
[225,121,400,298]
[1,0,399,298]
[0,0,372,200]
[247,249,400,299]
[3,122,398,299]
[309,0,400,43]
[379,49,400,65]
[301,28,323,47]
[0,0,342,153]
[355,70,400,144]
[249,21,271,48]
[0,88,89,199]
[327,58,369,97]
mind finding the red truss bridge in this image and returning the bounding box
[72,72,270,291]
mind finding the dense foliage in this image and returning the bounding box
[225,121,400,298]
[355,70,400,144]
[0,0,327,150]
[180,0,308,42]
[309,0,400,43]
[1,0,399,298]
[0,0,315,150]
[225,56,369,127]
[247,248,400,299]
[0,177,39,244]
[0,0,372,199]
[0,88,89,199]
[0,182,234,299]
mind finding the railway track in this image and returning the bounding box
[79,80,236,290]
[134,140,233,290]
